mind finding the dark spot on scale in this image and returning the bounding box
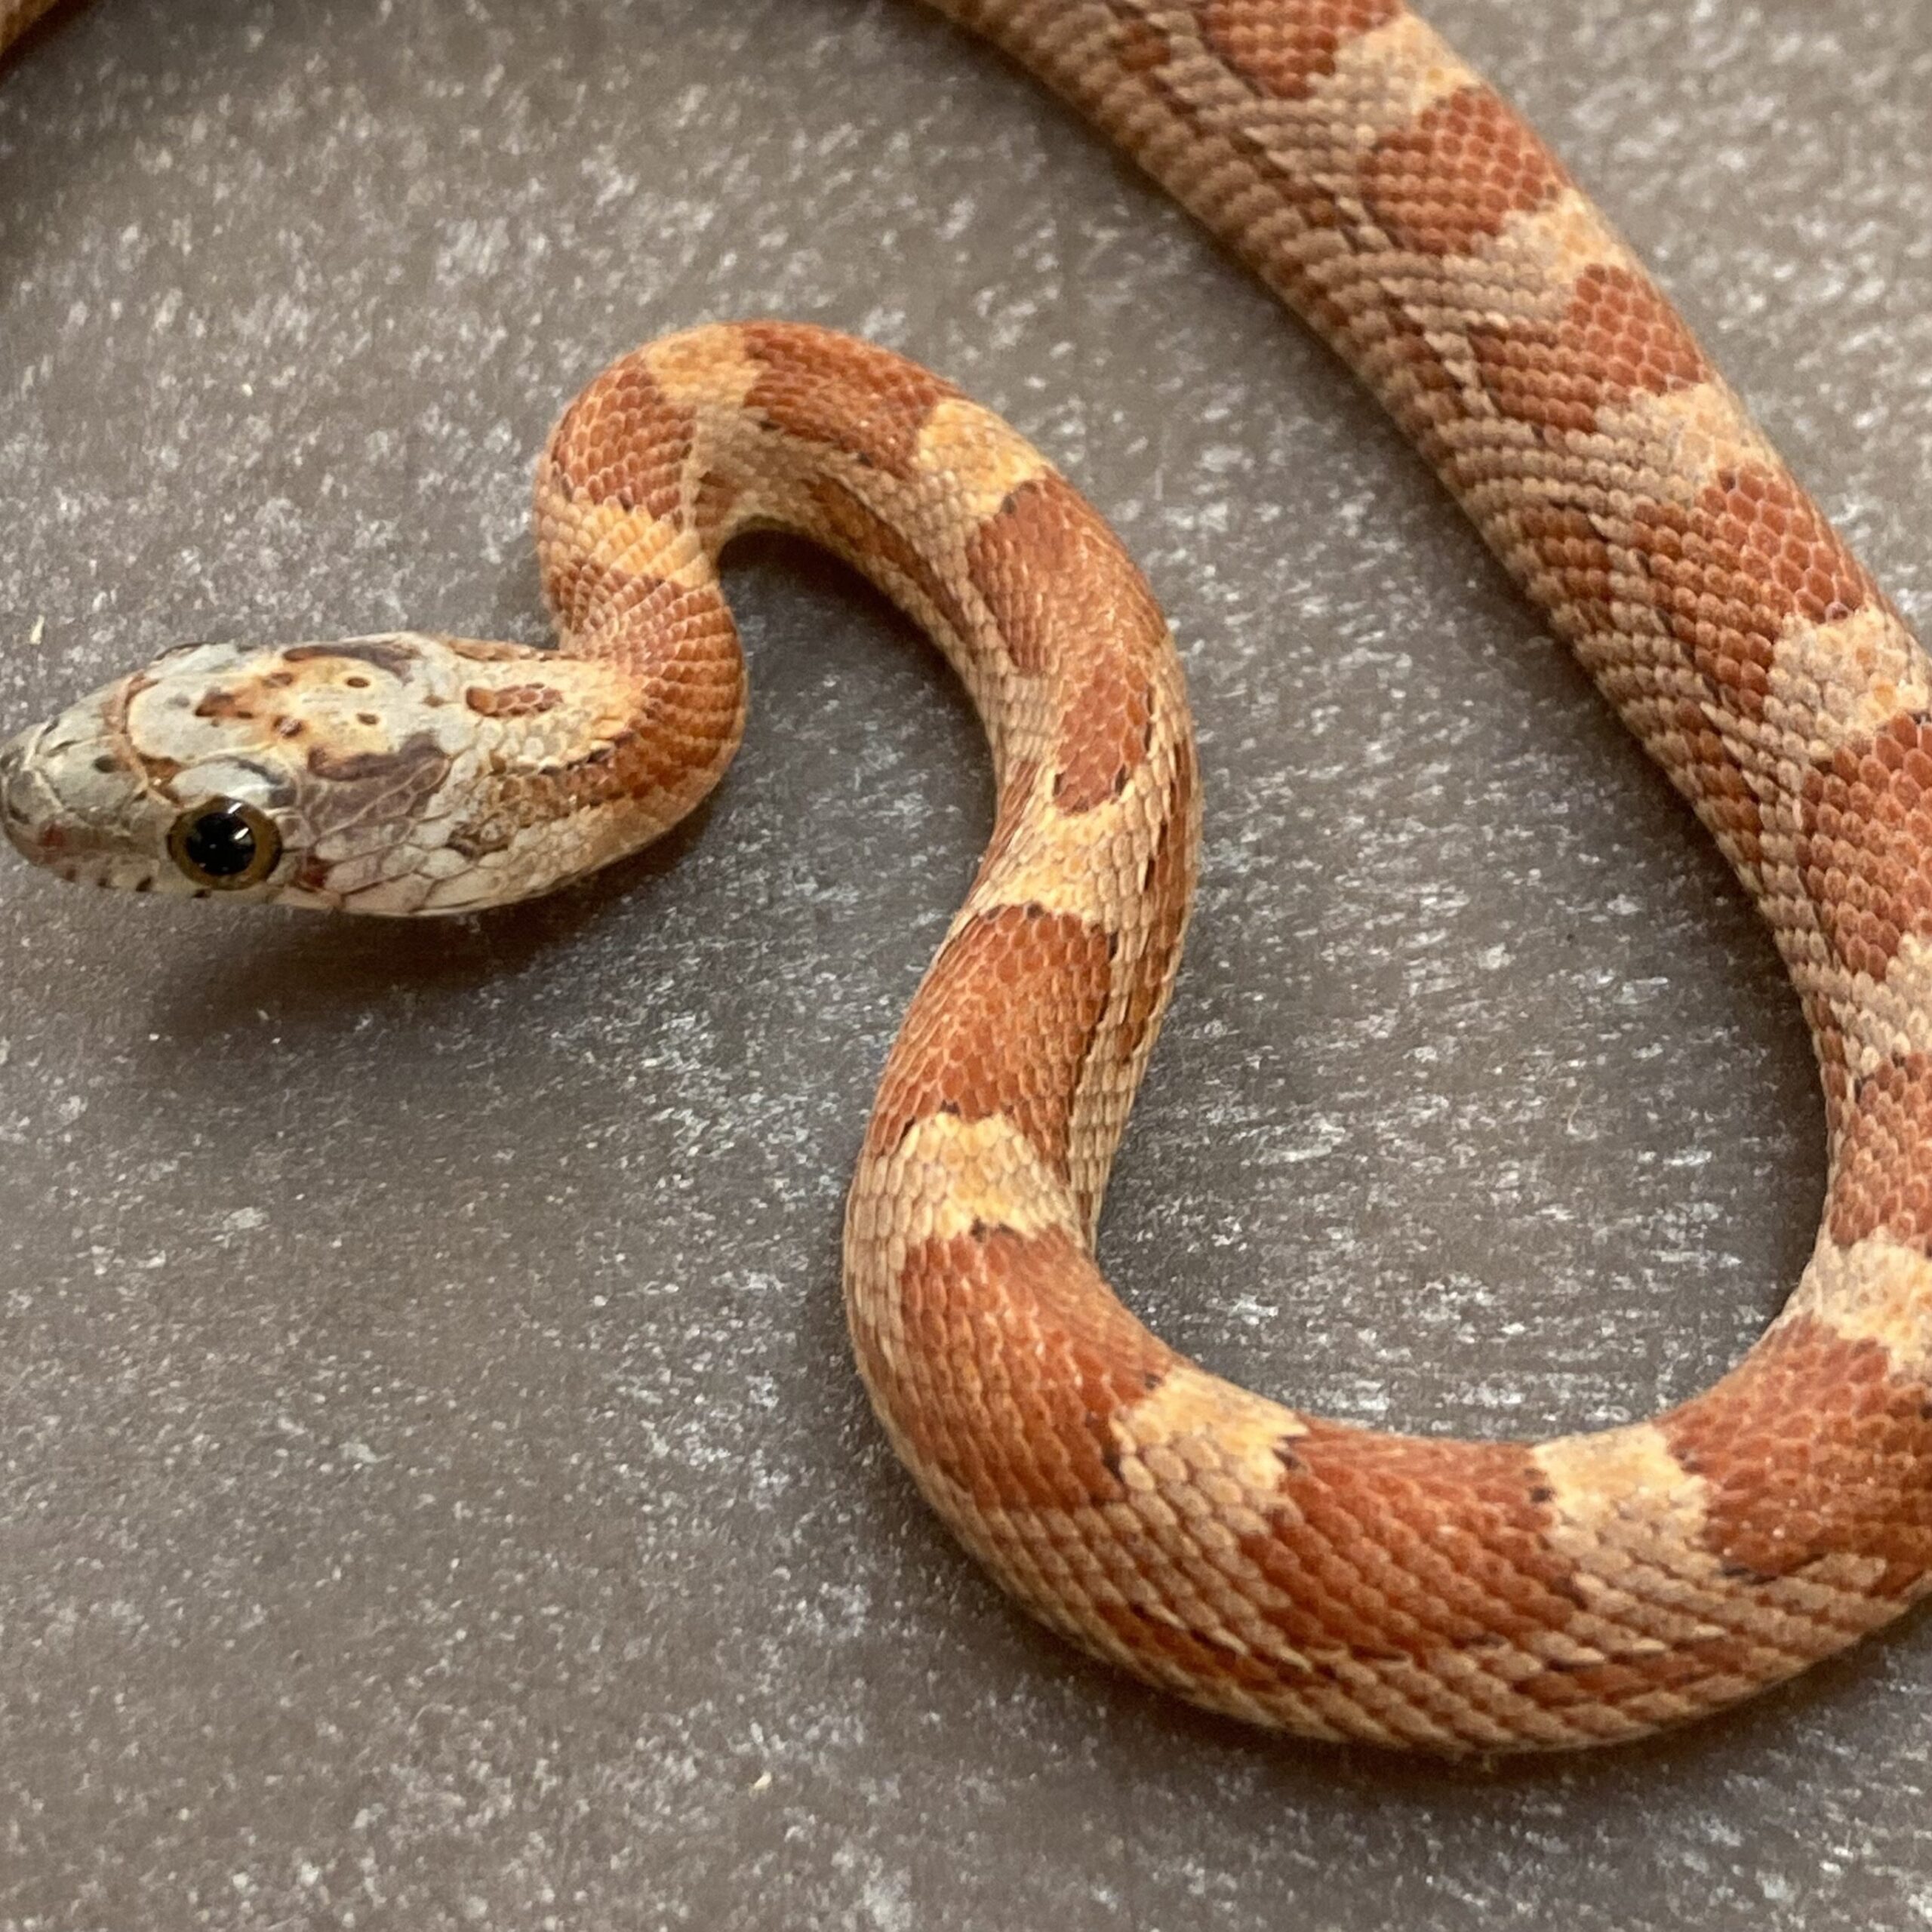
[93,754,118,774]
[275,718,303,739]
[1141,1370,1162,1392]
[285,639,423,679]
[1528,1482,1555,1506]
[938,1099,962,1116]
[356,712,379,728]
[1274,1441,1304,1475]
[194,688,258,723]
[345,676,371,690]
[306,734,448,786]
[445,823,514,862]
[133,877,153,894]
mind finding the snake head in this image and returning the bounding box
[0,631,673,915]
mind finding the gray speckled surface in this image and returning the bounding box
[2,2,1930,1927]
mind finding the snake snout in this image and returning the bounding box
[0,705,153,885]
[0,724,47,863]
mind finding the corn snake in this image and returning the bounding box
[4,0,1930,1753]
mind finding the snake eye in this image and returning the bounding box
[166,798,282,891]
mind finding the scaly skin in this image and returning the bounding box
[5,4,1932,1752]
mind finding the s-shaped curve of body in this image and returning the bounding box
[4,0,1931,1755]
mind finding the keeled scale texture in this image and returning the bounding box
[4,0,1931,1762]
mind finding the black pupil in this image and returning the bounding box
[182,808,258,879]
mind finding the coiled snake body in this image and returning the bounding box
[5,0,1931,1754]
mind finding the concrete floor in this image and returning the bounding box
[2,2,1930,1927]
